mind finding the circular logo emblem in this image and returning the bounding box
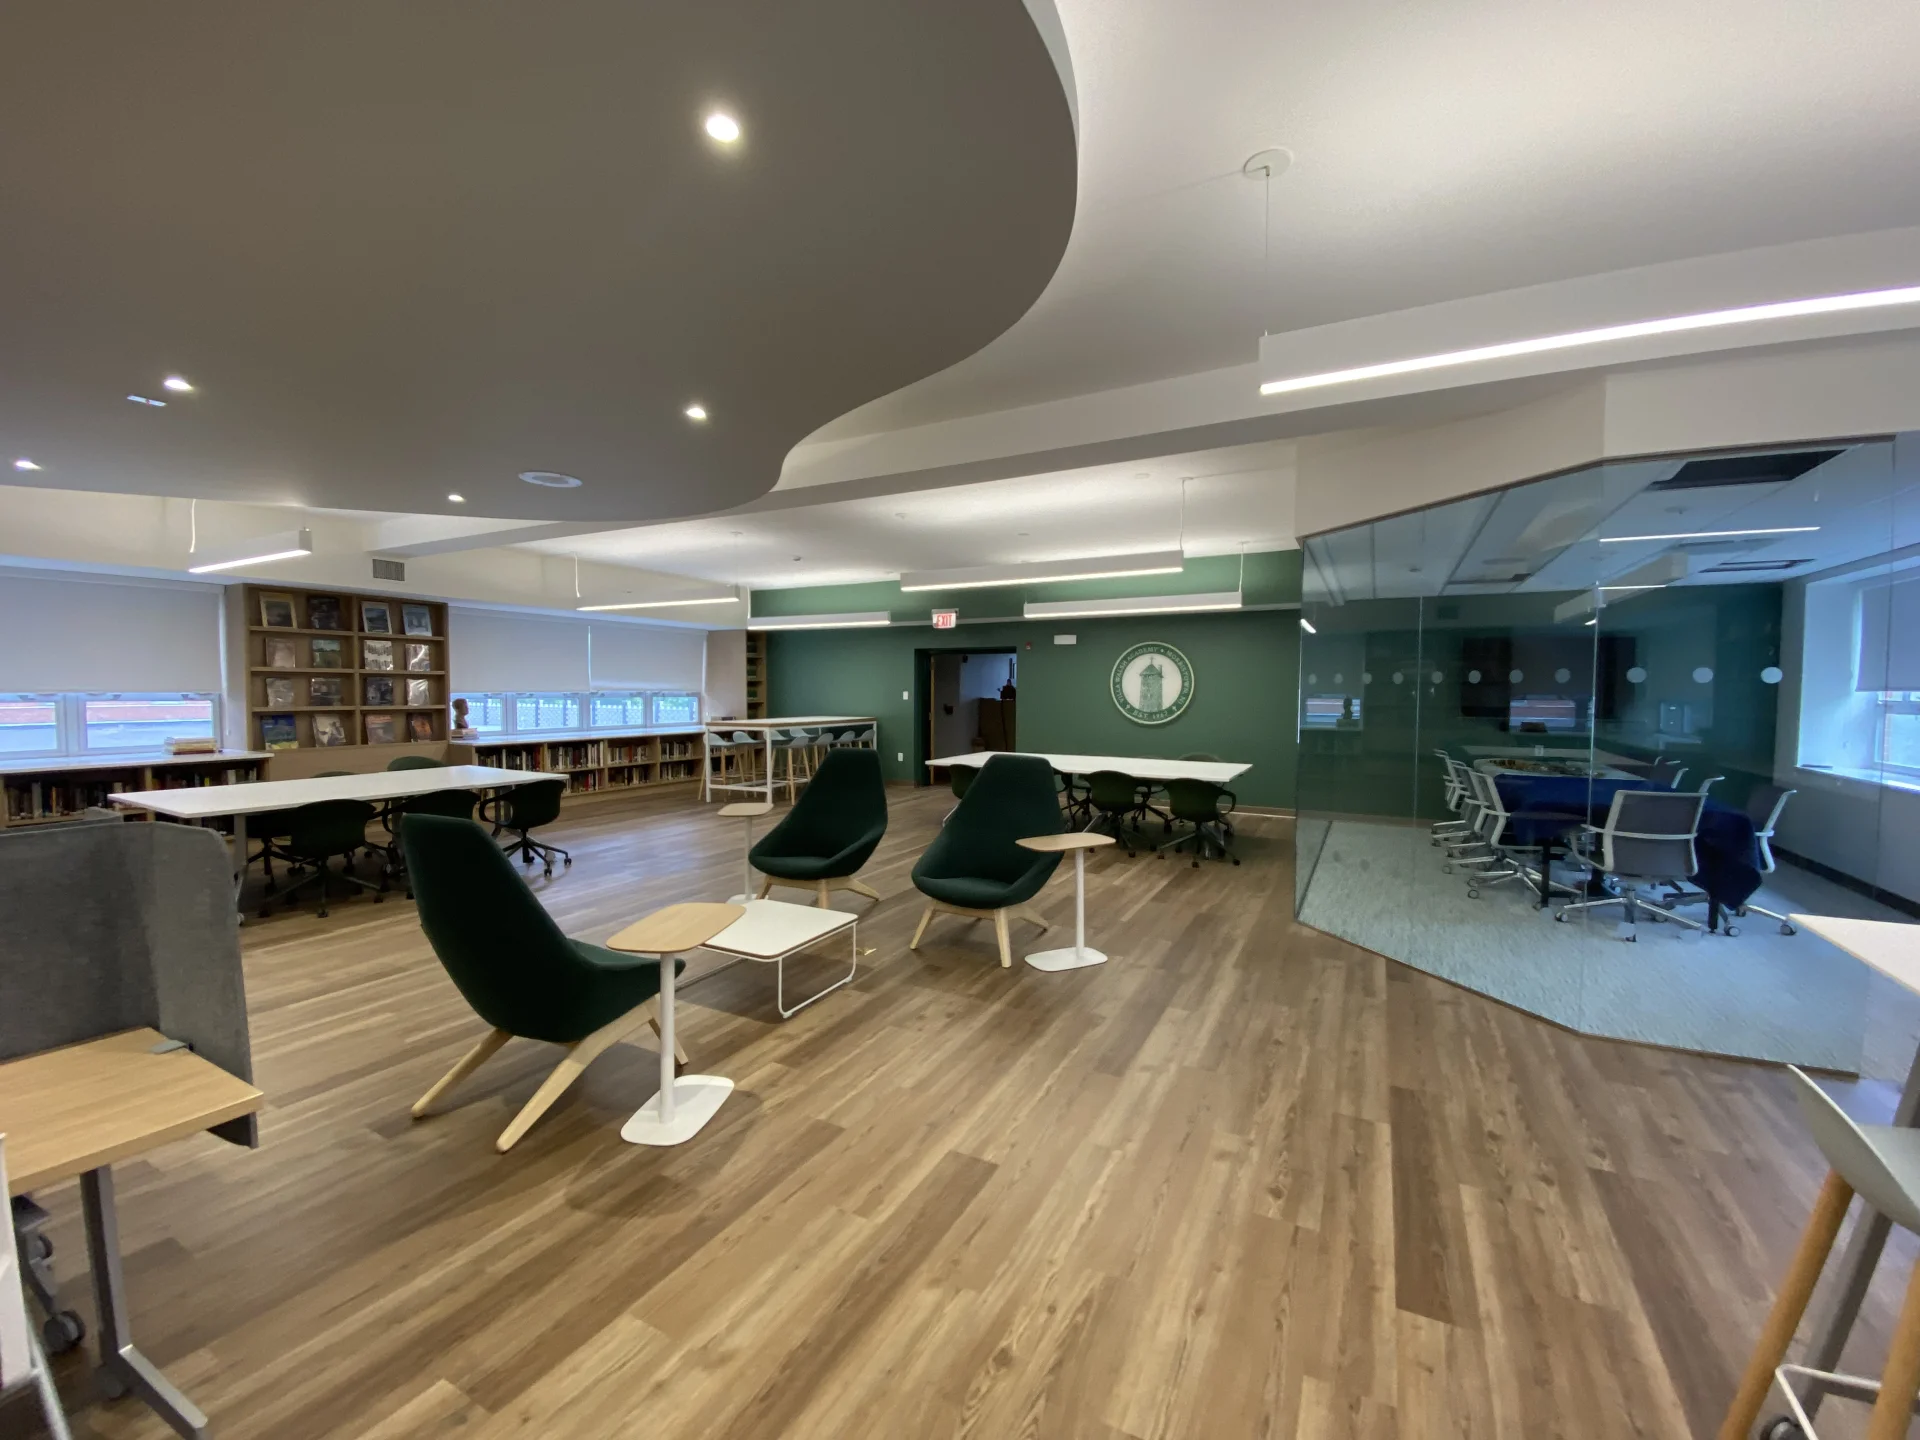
[1111,642,1194,725]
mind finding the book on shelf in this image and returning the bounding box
[260,714,298,750]
[363,639,395,671]
[364,713,398,744]
[263,677,297,708]
[258,592,297,628]
[361,600,393,634]
[264,637,299,669]
[406,678,430,706]
[364,676,395,706]
[166,736,218,755]
[310,637,344,668]
[405,642,432,672]
[407,713,434,742]
[312,713,348,747]
[307,594,344,630]
[309,676,344,706]
[402,604,434,636]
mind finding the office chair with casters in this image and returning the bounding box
[1178,752,1222,762]
[400,815,685,1153]
[910,754,1062,968]
[751,747,888,908]
[387,754,444,771]
[1056,771,1092,829]
[386,787,479,897]
[1433,753,1475,842]
[1732,784,1799,936]
[484,778,571,877]
[1085,770,1152,856]
[1156,779,1239,865]
[945,762,975,821]
[1555,788,1708,939]
[265,800,382,917]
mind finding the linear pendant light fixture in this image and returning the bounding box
[1023,590,1242,621]
[899,550,1184,593]
[186,527,313,574]
[748,611,891,631]
[578,591,740,613]
[1259,284,1920,397]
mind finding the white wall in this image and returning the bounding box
[704,630,747,720]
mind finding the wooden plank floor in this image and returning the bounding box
[7,785,1917,1439]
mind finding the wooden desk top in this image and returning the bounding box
[718,802,776,818]
[1793,915,1920,996]
[1018,832,1117,853]
[0,1029,264,1194]
[606,902,746,955]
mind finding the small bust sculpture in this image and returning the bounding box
[450,696,476,739]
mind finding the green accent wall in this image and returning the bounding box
[765,606,1302,808]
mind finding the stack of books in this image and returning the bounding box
[165,737,220,756]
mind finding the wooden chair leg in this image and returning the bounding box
[1017,906,1051,932]
[844,879,881,902]
[1868,1257,1920,1440]
[910,905,936,950]
[1718,1169,1855,1440]
[993,908,1012,968]
[816,880,831,909]
[494,1007,651,1153]
[646,998,689,1067]
[757,877,774,899]
[412,1028,511,1118]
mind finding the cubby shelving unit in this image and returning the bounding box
[745,630,767,719]
[227,584,449,753]
[0,751,269,828]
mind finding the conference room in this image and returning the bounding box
[7,5,1920,1439]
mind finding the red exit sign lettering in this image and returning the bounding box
[931,609,958,630]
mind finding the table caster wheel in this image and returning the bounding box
[1781,922,1797,936]
[1760,1417,1806,1440]
[44,1309,85,1353]
[1554,912,1567,923]
[1723,924,1738,937]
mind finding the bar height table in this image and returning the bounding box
[1016,832,1116,972]
[607,902,743,1147]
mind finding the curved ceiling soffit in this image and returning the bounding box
[0,1,1078,522]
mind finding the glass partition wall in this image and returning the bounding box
[1295,435,1920,1073]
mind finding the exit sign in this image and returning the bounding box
[931,609,958,629]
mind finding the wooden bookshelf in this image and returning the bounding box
[228,584,450,754]
[0,751,269,828]
[471,728,705,805]
[745,631,767,719]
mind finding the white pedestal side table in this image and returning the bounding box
[1016,832,1117,972]
[607,901,743,1146]
[718,801,775,903]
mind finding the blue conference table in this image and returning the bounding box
[1491,771,1763,924]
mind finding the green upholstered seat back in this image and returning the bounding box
[1178,752,1222,763]
[495,778,566,829]
[401,814,621,1042]
[949,766,975,800]
[914,754,1061,887]
[752,748,888,863]
[1087,771,1142,811]
[1164,779,1227,824]
[397,789,479,822]
[387,755,445,771]
[283,800,377,861]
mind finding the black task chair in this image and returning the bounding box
[385,788,480,898]
[1085,770,1152,856]
[751,748,888,907]
[483,779,571,877]
[1555,789,1708,940]
[265,799,383,917]
[945,763,976,822]
[387,755,444,772]
[1156,779,1240,866]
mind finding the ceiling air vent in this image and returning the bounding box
[1702,558,1814,573]
[372,557,406,582]
[1647,450,1843,490]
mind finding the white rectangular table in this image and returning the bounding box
[110,765,567,905]
[1782,913,1920,1422]
[926,751,1250,786]
[700,898,859,1018]
[703,717,877,803]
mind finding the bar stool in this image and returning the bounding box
[1721,1067,1920,1440]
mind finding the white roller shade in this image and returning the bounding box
[589,622,706,691]
[449,608,591,692]
[1857,577,1920,691]
[0,572,221,692]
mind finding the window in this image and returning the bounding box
[453,690,701,736]
[0,695,58,756]
[0,692,220,758]
[1880,692,1920,775]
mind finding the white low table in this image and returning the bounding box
[1016,832,1116,971]
[702,898,859,1018]
[607,902,744,1147]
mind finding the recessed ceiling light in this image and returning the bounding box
[519,471,583,488]
[13,458,41,471]
[162,375,194,392]
[447,493,465,503]
[127,394,166,407]
[705,112,741,143]
[684,403,709,421]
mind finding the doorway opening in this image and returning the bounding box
[917,648,1016,786]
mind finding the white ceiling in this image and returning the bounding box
[818,0,1920,439]
[517,439,1295,590]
